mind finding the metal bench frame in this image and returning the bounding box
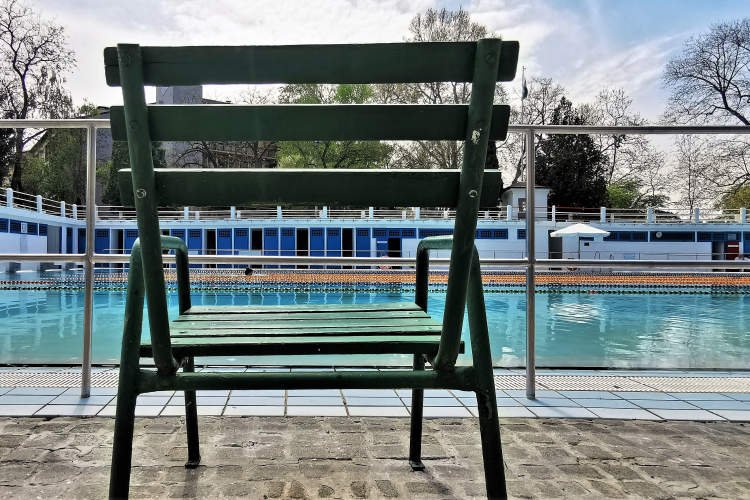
[106,39,518,500]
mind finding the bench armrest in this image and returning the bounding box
[415,236,454,312]
[159,236,192,315]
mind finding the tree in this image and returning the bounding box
[671,135,717,210]
[20,102,98,204]
[377,8,505,174]
[0,0,75,191]
[498,77,566,184]
[99,140,167,206]
[663,19,750,125]
[276,83,394,169]
[535,97,607,208]
[173,87,279,169]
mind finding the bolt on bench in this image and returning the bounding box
[104,38,519,499]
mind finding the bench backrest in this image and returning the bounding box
[105,40,518,372]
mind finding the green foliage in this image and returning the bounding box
[721,185,750,209]
[607,179,669,209]
[276,83,394,169]
[536,97,608,208]
[99,141,167,205]
[22,127,86,204]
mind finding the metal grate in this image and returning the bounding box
[538,376,654,392]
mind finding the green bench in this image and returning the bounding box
[105,38,519,499]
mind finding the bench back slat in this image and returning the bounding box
[104,42,519,86]
[109,104,511,142]
[117,168,503,208]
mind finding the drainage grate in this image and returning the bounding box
[631,377,750,393]
[493,376,527,390]
[538,376,654,392]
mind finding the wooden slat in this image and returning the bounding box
[174,310,429,322]
[184,303,420,314]
[169,325,442,338]
[118,168,503,208]
[173,317,438,330]
[104,41,519,86]
[140,336,465,357]
[109,104,511,142]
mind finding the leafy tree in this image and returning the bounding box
[721,185,750,209]
[607,179,668,209]
[535,97,607,208]
[276,83,394,169]
[99,140,167,205]
[376,8,505,173]
[21,102,97,204]
[0,0,76,190]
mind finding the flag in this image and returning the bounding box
[521,75,528,100]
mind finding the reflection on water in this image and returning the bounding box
[1,288,749,368]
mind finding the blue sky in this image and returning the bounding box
[34,0,750,120]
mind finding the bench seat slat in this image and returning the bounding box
[172,317,439,330]
[118,168,503,208]
[104,41,519,86]
[142,335,463,357]
[169,325,442,338]
[174,310,430,322]
[184,303,421,314]
[109,104,511,142]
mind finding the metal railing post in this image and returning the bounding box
[81,124,97,399]
[36,195,42,213]
[6,188,12,208]
[525,129,536,399]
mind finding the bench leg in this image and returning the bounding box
[109,355,139,499]
[183,357,201,468]
[408,354,425,471]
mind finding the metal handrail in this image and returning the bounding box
[1,118,750,400]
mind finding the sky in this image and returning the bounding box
[31,0,750,121]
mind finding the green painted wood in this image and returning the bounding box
[435,38,501,371]
[174,310,429,322]
[118,168,503,208]
[185,302,420,314]
[169,325,442,337]
[117,44,180,375]
[171,317,438,330]
[140,335,465,357]
[177,311,430,325]
[104,41,519,86]
[136,367,479,394]
[109,104,511,142]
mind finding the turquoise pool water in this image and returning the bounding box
[2,286,750,368]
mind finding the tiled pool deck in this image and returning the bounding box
[2,366,750,422]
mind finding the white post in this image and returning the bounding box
[322,206,328,219]
[369,207,374,219]
[647,207,654,223]
[6,188,12,208]
[507,204,513,221]
[276,206,282,219]
[237,210,241,220]
[60,201,66,218]
[484,210,489,219]
[402,210,406,220]
[230,207,236,220]
[600,206,606,223]
[36,195,43,213]
[694,208,700,223]
[72,205,78,220]
[195,211,200,221]
[551,205,556,222]
[742,208,747,224]
[184,207,189,220]
[415,207,420,220]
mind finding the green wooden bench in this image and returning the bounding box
[104,38,518,500]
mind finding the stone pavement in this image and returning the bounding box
[1,416,749,499]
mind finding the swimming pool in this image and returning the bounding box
[2,285,749,369]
